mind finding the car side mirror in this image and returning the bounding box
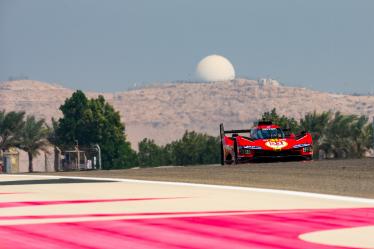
[296,131,307,139]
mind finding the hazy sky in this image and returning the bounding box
[1,0,373,93]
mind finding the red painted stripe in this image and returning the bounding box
[0,197,185,209]
[0,210,251,220]
[0,192,27,195]
[0,208,373,248]
[0,208,335,221]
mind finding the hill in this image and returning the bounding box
[1,79,374,148]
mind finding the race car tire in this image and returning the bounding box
[220,141,224,165]
[233,139,239,164]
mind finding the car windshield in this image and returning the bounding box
[251,128,285,139]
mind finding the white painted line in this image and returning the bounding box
[5,174,374,204]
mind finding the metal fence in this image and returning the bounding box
[56,144,101,171]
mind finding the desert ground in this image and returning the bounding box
[2,79,374,147]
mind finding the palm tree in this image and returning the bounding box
[0,110,25,170]
[348,115,372,157]
[0,110,25,150]
[260,108,299,133]
[362,122,374,152]
[18,116,50,172]
[321,112,355,158]
[299,111,331,158]
[320,112,371,158]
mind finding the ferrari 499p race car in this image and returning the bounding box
[220,121,313,164]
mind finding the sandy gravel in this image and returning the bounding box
[36,158,374,198]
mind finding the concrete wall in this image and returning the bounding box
[17,147,55,173]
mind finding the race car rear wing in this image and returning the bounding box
[220,123,251,140]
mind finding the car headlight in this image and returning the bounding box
[243,145,263,150]
[293,144,311,149]
[239,148,251,154]
[239,146,262,154]
[303,146,313,152]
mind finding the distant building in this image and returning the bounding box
[258,78,280,87]
[0,148,19,173]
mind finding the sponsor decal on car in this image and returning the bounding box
[265,139,288,150]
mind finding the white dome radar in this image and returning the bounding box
[196,55,235,82]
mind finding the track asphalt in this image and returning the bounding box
[40,158,374,198]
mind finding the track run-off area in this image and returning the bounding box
[0,159,373,249]
[1,161,374,249]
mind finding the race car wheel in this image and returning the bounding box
[233,139,239,164]
[220,141,224,165]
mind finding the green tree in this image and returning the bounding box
[18,116,50,172]
[259,108,299,133]
[89,96,137,169]
[320,112,352,157]
[299,111,332,158]
[138,138,170,167]
[171,131,220,166]
[54,90,91,148]
[0,110,25,150]
[362,122,374,153]
[258,109,373,159]
[348,115,373,157]
[321,112,371,158]
[54,91,137,169]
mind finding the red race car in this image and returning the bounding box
[220,121,313,164]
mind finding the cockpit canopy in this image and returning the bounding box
[250,128,285,139]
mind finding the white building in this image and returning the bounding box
[258,78,281,87]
